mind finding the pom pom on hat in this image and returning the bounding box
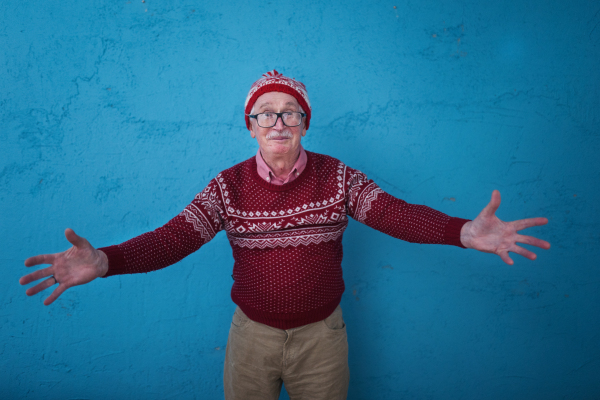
[245,70,311,130]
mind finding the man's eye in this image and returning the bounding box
[262,113,274,118]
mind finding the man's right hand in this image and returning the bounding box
[20,228,109,306]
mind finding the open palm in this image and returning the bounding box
[20,228,108,305]
[460,190,551,265]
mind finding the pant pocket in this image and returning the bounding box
[231,306,250,328]
[323,305,346,330]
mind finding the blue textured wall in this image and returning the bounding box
[2,0,599,399]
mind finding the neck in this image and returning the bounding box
[261,148,301,180]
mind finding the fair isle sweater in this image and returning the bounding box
[99,151,469,329]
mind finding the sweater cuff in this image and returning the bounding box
[97,245,127,277]
[445,217,471,248]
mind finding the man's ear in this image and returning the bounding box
[249,126,256,138]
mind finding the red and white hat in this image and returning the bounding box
[244,70,311,130]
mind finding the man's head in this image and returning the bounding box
[245,70,311,131]
[248,91,306,159]
[245,70,311,160]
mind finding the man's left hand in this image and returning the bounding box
[460,190,551,265]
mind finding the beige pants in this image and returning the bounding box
[223,306,350,400]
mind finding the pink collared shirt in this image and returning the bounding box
[256,145,308,185]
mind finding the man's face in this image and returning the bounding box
[249,92,306,160]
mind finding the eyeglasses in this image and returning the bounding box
[247,112,306,128]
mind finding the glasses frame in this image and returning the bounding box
[247,112,307,128]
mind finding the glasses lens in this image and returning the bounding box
[257,113,276,127]
[282,112,301,127]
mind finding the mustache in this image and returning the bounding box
[266,130,293,140]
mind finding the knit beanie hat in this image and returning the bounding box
[244,70,311,130]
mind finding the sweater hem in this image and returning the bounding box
[445,217,471,248]
[232,294,343,330]
[98,245,127,277]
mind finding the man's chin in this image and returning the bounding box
[264,143,296,155]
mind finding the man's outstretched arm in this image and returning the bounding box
[20,178,225,306]
[20,228,109,306]
[460,190,551,264]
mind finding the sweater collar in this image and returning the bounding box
[250,149,312,192]
[255,145,307,185]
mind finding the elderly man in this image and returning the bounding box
[21,70,550,400]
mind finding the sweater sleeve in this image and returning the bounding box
[99,178,225,276]
[344,167,469,247]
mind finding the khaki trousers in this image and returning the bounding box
[223,305,349,400]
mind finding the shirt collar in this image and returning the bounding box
[255,145,307,184]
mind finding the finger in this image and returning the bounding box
[24,253,56,268]
[19,266,53,285]
[498,251,514,265]
[44,284,68,306]
[510,244,537,261]
[512,217,549,231]
[25,277,57,296]
[482,190,501,217]
[516,234,551,250]
[65,228,89,248]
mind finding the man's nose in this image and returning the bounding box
[273,115,285,130]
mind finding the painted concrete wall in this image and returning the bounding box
[2,0,599,399]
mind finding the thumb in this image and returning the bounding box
[482,190,501,217]
[65,228,90,248]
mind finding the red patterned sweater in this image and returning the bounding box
[99,151,469,329]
